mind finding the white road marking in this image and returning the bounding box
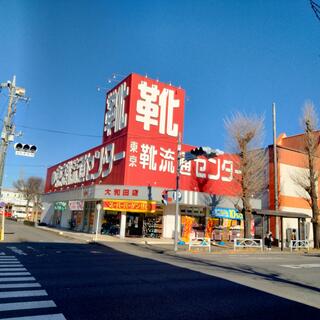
[0,283,41,289]
[0,257,18,260]
[0,268,26,271]
[0,277,35,282]
[280,263,320,269]
[0,264,23,267]
[0,290,47,299]
[7,247,27,256]
[0,272,30,276]
[0,313,66,320]
[0,300,56,311]
[0,257,67,319]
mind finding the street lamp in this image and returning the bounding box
[95,202,102,242]
[174,146,224,252]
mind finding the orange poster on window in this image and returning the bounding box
[181,216,195,242]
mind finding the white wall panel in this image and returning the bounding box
[280,164,309,199]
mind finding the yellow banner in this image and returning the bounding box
[103,199,156,213]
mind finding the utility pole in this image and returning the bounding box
[0,76,28,239]
[0,76,28,196]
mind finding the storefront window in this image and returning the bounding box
[143,214,163,238]
[52,210,62,226]
[125,212,163,238]
[83,201,96,233]
[180,207,206,242]
[101,211,120,235]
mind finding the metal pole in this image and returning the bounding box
[95,203,102,242]
[272,103,279,210]
[0,209,4,241]
[272,103,283,250]
[174,133,181,252]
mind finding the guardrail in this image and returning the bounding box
[189,237,211,252]
[290,240,310,252]
[234,238,263,251]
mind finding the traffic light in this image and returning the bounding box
[189,147,224,159]
[190,147,206,157]
[14,143,37,157]
[161,190,168,206]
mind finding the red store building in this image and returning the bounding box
[41,73,261,240]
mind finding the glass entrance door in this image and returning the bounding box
[126,213,143,237]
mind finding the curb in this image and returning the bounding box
[36,226,320,256]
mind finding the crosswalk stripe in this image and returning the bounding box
[0,258,67,319]
[0,290,47,299]
[0,277,35,282]
[7,247,27,256]
[0,268,27,271]
[0,300,56,311]
[0,259,18,262]
[0,313,66,320]
[0,264,23,267]
[0,283,41,289]
[0,257,18,259]
[0,272,30,276]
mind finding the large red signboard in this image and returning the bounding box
[45,73,241,196]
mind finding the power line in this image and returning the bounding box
[6,164,48,168]
[15,124,102,138]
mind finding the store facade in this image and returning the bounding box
[42,73,261,240]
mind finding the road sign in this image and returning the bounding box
[172,191,182,201]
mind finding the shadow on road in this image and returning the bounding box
[0,241,318,320]
[128,242,320,295]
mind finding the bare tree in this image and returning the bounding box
[13,177,44,221]
[224,112,267,238]
[295,102,320,248]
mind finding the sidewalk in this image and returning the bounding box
[36,225,318,256]
[37,225,174,245]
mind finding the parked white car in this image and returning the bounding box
[12,210,27,220]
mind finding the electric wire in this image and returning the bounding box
[15,123,102,138]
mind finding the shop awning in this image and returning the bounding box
[253,209,310,219]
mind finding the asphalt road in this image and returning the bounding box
[0,220,318,320]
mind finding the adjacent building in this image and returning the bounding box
[1,188,33,219]
[266,133,318,246]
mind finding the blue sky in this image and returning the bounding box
[0,0,319,188]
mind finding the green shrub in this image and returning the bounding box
[23,220,35,227]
